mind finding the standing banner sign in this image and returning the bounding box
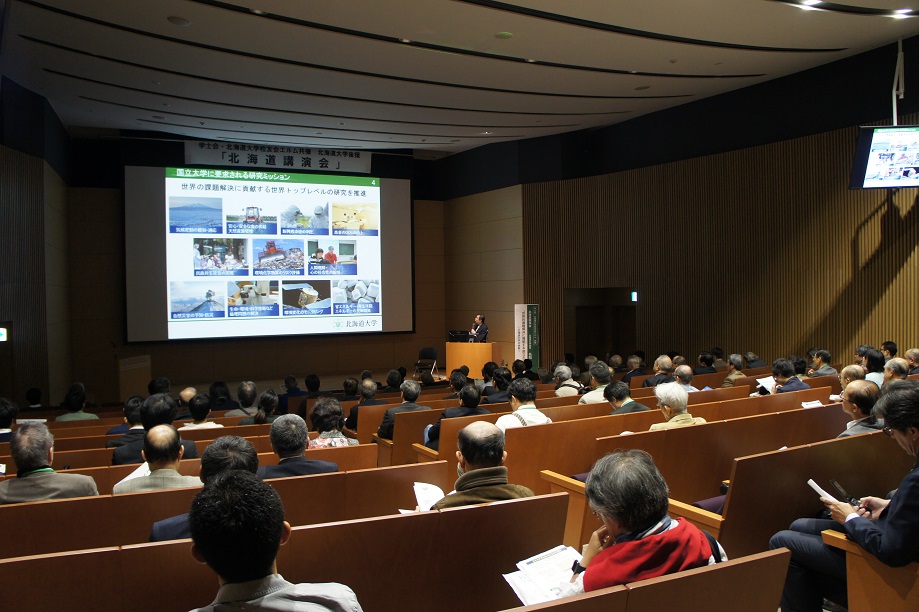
[514,304,540,368]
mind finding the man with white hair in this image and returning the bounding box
[553,365,582,397]
[884,357,910,385]
[649,382,706,431]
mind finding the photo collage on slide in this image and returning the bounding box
[166,170,381,323]
[863,127,919,188]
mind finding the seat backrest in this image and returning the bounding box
[419,346,437,360]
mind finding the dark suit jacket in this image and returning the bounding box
[106,428,145,448]
[471,322,488,342]
[0,431,11,443]
[105,423,130,436]
[346,398,388,430]
[483,390,509,405]
[610,401,651,415]
[481,385,500,397]
[693,366,717,375]
[426,405,491,450]
[377,402,431,439]
[112,437,199,465]
[641,373,675,388]
[620,368,646,384]
[149,512,190,542]
[256,456,339,479]
[776,376,810,393]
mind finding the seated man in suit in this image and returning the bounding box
[432,421,533,510]
[150,435,259,542]
[345,378,387,430]
[106,395,145,447]
[0,422,98,504]
[174,386,197,421]
[579,363,612,404]
[113,393,200,465]
[883,357,910,386]
[693,351,717,375]
[113,425,203,494]
[188,470,362,611]
[906,348,919,375]
[224,381,258,417]
[442,370,467,400]
[0,397,18,443]
[772,358,810,394]
[721,354,746,388]
[807,349,838,378]
[649,382,706,431]
[257,415,338,479]
[744,352,768,369]
[619,355,646,385]
[426,384,490,451]
[377,380,431,440]
[482,367,512,405]
[641,355,676,388]
[278,375,307,415]
[604,381,650,415]
[106,395,143,436]
[837,379,883,438]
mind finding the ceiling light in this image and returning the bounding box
[167,16,191,27]
[495,32,513,39]
[250,9,266,15]
[895,8,913,13]
[399,38,411,44]
[481,131,492,135]
[525,59,536,63]
[801,0,821,5]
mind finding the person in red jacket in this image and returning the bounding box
[565,450,725,594]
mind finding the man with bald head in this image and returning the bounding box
[642,355,675,388]
[431,421,534,510]
[837,379,883,438]
[905,348,919,375]
[673,365,699,393]
[113,425,203,494]
[829,364,866,403]
[175,386,197,420]
[884,357,910,385]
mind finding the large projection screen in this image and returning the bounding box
[125,166,413,342]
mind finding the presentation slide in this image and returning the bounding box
[126,166,413,342]
[862,126,919,188]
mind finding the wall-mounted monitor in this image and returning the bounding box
[850,125,919,189]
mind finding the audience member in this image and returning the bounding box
[483,367,513,405]
[382,369,402,393]
[148,377,171,396]
[0,422,98,504]
[443,370,467,399]
[208,381,240,412]
[837,379,882,438]
[345,379,386,430]
[520,358,541,381]
[495,378,551,432]
[579,363,612,404]
[881,340,898,361]
[480,361,500,396]
[377,380,431,439]
[620,355,646,385]
[744,352,767,368]
[829,364,866,402]
[107,396,146,446]
[711,347,727,368]
[649,382,706,431]
[188,470,363,611]
[905,348,919,375]
[0,397,17,443]
[767,358,808,394]
[258,415,338,479]
[431,422,533,510]
[113,393,199,465]
[581,355,599,386]
[807,350,837,377]
[240,389,281,425]
[604,381,649,415]
[55,383,98,421]
[693,352,717,375]
[303,374,323,399]
[309,397,359,448]
[359,369,373,381]
[340,377,360,402]
[769,379,919,611]
[425,385,490,451]
[721,354,745,388]
[553,365,582,397]
[24,387,43,410]
[641,355,675,388]
[113,425,203,494]
[853,344,873,368]
[150,436,259,542]
[790,355,808,380]
[278,375,307,414]
[225,381,258,417]
[179,393,223,430]
[562,450,725,594]
[863,348,886,388]
[175,386,196,421]
[673,365,699,393]
[883,357,910,385]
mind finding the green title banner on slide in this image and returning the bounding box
[166,168,379,187]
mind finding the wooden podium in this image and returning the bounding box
[446,343,496,377]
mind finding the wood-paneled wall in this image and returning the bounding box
[444,186,524,366]
[523,118,919,366]
[0,145,49,403]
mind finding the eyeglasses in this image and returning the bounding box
[883,426,895,437]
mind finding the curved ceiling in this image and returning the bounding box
[1,0,918,159]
